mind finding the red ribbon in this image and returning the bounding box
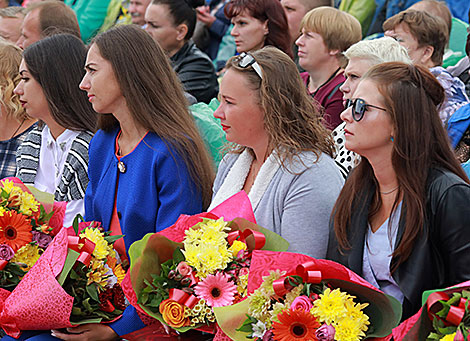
[227,229,265,250]
[0,260,8,271]
[272,262,322,297]
[66,227,95,266]
[169,288,198,309]
[427,291,466,326]
[0,297,20,338]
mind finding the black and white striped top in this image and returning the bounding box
[16,125,93,202]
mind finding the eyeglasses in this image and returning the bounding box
[237,52,263,79]
[346,98,387,122]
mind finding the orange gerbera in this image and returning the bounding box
[0,211,32,252]
[273,309,320,341]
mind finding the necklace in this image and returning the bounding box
[10,118,26,139]
[380,186,399,195]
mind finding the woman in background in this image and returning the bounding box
[327,62,470,320]
[225,0,293,58]
[0,40,36,179]
[14,34,96,227]
[144,0,218,103]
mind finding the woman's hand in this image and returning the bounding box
[196,6,216,27]
[51,324,119,341]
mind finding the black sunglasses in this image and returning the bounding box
[237,52,263,79]
[346,98,387,122]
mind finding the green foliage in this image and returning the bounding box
[236,315,258,338]
[0,263,27,291]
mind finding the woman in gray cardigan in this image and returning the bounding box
[210,46,344,258]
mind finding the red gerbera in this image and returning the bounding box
[0,211,32,252]
[272,308,320,341]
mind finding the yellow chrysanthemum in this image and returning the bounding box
[200,226,227,246]
[237,273,249,296]
[344,299,370,329]
[87,260,110,287]
[285,284,304,305]
[12,244,41,270]
[248,290,272,321]
[80,227,109,260]
[1,179,16,194]
[311,288,349,324]
[112,263,126,284]
[228,240,247,257]
[18,191,39,216]
[200,217,230,233]
[260,270,286,296]
[269,301,289,326]
[186,244,231,278]
[334,315,368,341]
[0,206,5,217]
[440,333,456,341]
[184,227,203,245]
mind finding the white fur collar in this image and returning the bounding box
[209,149,281,211]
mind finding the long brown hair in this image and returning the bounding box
[91,25,214,209]
[225,46,334,167]
[333,62,469,271]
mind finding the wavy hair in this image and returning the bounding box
[225,0,293,58]
[332,62,468,271]
[225,46,334,167]
[0,40,26,121]
[91,25,214,209]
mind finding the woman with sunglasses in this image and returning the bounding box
[211,46,344,258]
[327,62,470,320]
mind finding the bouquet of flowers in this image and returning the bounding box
[0,216,126,338]
[214,250,402,341]
[0,177,62,291]
[393,281,470,341]
[122,192,289,336]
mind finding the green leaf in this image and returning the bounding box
[72,214,85,235]
[82,298,93,312]
[86,284,100,302]
[173,247,185,263]
[104,235,123,244]
[57,249,80,286]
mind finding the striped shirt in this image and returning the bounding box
[0,124,36,180]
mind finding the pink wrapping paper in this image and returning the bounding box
[0,228,73,338]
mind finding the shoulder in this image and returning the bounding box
[299,72,309,84]
[427,168,470,205]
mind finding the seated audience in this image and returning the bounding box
[0,6,24,43]
[296,6,361,130]
[334,37,411,177]
[210,46,344,257]
[384,9,469,125]
[281,0,333,71]
[144,0,219,103]
[17,0,80,49]
[327,62,470,320]
[0,40,35,179]
[128,0,150,27]
[14,34,96,227]
[225,0,293,58]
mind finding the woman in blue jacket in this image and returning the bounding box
[50,24,214,340]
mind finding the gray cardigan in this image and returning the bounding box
[212,151,344,258]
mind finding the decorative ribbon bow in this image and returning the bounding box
[169,288,199,309]
[227,229,266,251]
[65,227,95,266]
[427,291,466,325]
[0,292,20,338]
[272,261,322,297]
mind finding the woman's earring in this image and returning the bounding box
[391,136,394,142]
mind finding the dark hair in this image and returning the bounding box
[151,0,204,40]
[332,62,469,271]
[225,46,334,164]
[91,25,214,208]
[383,10,448,66]
[23,34,96,132]
[225,0,293,58]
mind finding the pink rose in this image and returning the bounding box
[48,201,67,236]
[176,261,192,277]
[316,324,335,341]
[290,295,313,312]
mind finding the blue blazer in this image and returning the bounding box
[85,127,203,335]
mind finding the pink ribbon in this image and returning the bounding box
[272,262,322,297]
[168,288,199,310]
[65,227,95,266]
[227,229,266,251]
[0,295,20,338]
